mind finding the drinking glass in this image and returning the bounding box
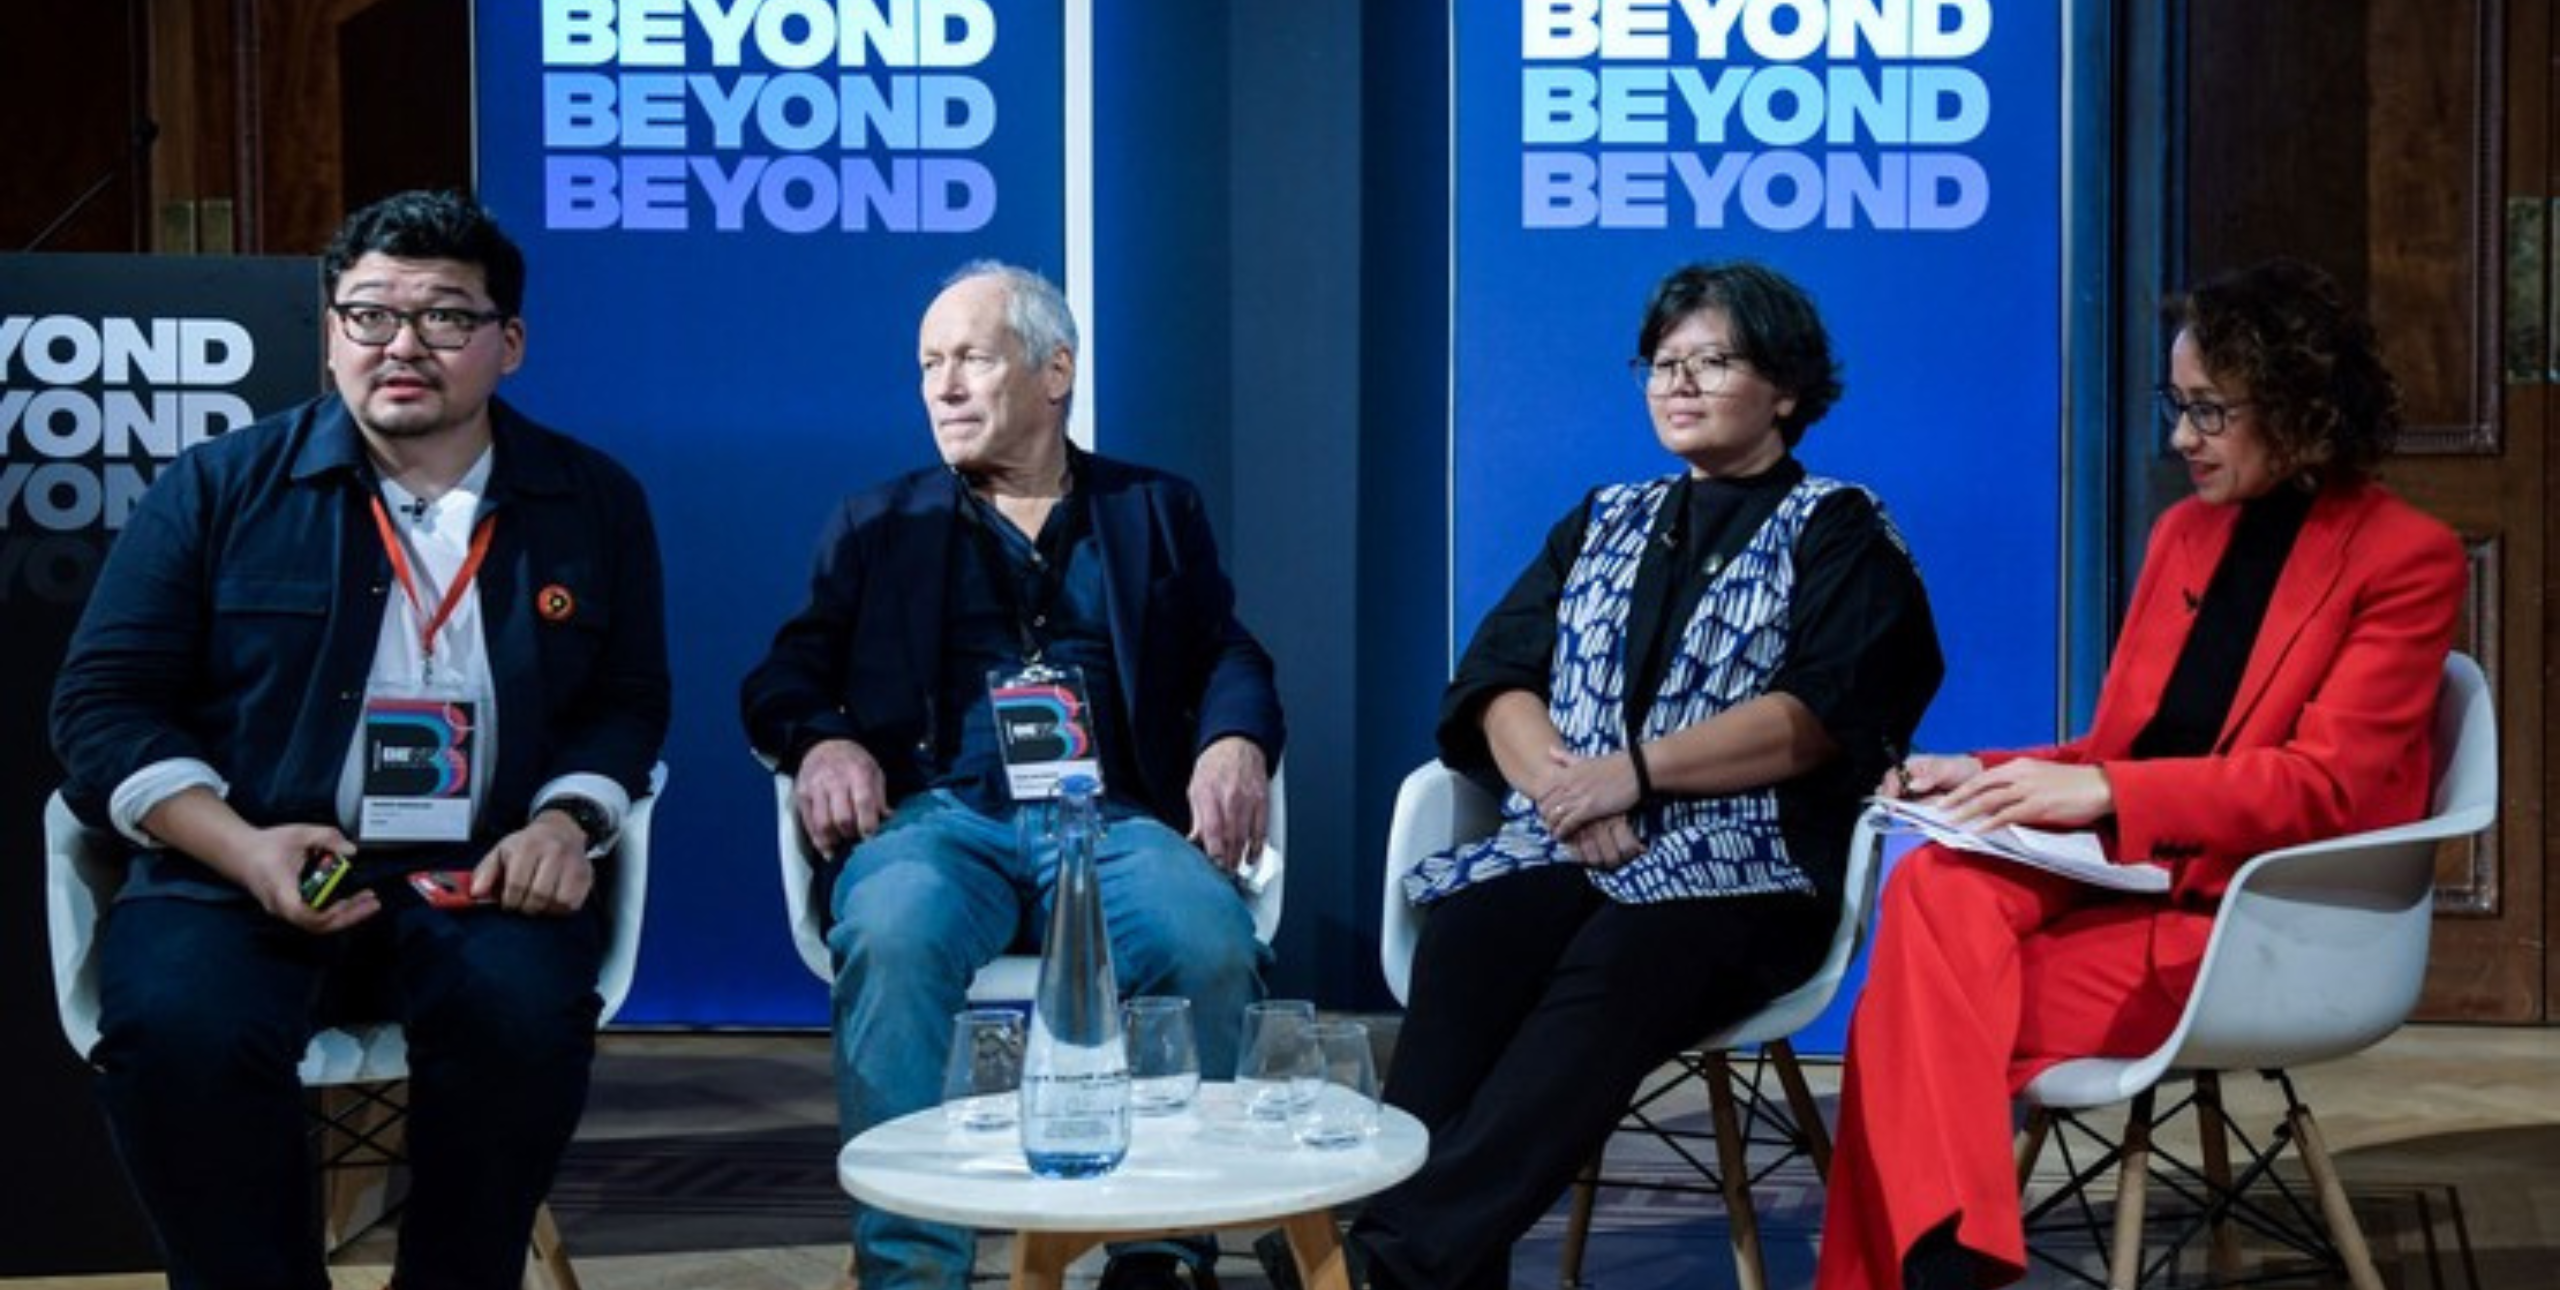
[941,1007,1025,1131]
[1235,998,1319,1120]
[1291,1019,1381,1148]
[1122,996,1201,1115]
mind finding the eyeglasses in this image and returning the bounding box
[1630,350,1747,394]
[2155,384,2251,438]
[329,302,507,351]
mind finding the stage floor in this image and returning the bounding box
[15,1021,2557,1290]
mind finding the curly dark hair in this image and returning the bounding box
[1636,261,1844,444]
[322,190,526,318]
[2169,259,2399,484]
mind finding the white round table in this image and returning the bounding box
[840,1082,1427,1290]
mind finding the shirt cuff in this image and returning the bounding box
[110,759,229,849]
[532,773,633,856]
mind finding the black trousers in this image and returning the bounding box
[92,889,604,1290]
[1351,864,1833,1290]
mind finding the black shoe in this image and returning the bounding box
[1903,1220,1976,1290]
[1100,1250,1223,1290]
[1253,1230,1303,1290]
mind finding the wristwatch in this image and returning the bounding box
[545,794,615,856]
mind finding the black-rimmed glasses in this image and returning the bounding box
[1630,350,1746,394]
[329,302,507,351]
[2155,384,2250,438]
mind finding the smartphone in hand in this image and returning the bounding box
[407,869,489,910]
[299,849,352,909]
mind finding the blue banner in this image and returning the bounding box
[1453,0,2063,1049]
[474,0,1070,1023]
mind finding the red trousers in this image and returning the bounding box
[1814,844,2214,1289]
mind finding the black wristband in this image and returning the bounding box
[1626,740,1654,801]
[546,794,614,851]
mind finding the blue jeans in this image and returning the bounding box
[828,791,1266,1290]
[91,885,605,1290]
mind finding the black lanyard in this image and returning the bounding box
[958,489,1075,665]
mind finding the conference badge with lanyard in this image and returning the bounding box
[968,483,1105,802]
[359,493,491,843]
[989,661,1101,802]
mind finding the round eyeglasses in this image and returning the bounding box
[2155,384,2251,438]
[1630,350,1747,394]
[329,302,507,351]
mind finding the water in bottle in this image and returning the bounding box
[1019,775,1131,1177]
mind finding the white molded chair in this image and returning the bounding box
[1380,760,1887,1290]
[773,764,1288,999]
[2015,651,2496,1290]
[45,765,664,1290]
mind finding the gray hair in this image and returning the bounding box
[946,260,1079,369]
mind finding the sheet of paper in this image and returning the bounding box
[1865,797,2170,894]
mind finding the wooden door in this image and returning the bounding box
[2171,0,2548,1021]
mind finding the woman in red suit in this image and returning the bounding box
[1813,259,2466,1290]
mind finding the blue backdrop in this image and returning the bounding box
[473,0,1069,1023]
[1451,1,2063,1049]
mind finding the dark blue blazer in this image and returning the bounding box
[740,450,1283,833]
[50,394,672,897]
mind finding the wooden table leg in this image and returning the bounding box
[1007,1212,1348,1290]
[1011,1231,1103,1290]
[1279,1210,1352,1290]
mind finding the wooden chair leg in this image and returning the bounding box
[1765,1039,1832,1176]
[2288,1102,2385,1290]
[2191,1074,2242,1284]
[1704,1053,1767,1290]
[1556,1150,1603,1287]
[2015,1107,2052,1191]
[2105,1090,2155,1290]
[520,1202,580,1290]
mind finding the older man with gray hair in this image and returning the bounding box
[742,262,1282,1290]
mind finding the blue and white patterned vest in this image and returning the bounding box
[1406,474,1863,906]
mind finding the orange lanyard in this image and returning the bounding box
[368,493,496,666]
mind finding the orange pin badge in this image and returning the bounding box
[537,584,577,622]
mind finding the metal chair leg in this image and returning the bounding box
[316,1080,409,1253]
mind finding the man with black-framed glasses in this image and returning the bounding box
[51,188,671,1290]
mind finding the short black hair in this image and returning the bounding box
[322,190,527,317]
[1636,261,1843,443]
[2170,258,2398,484]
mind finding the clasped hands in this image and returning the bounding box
[1529,745,1647,871]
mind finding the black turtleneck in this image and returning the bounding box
[2130,483,2319,760]
[1621,458,1804,731]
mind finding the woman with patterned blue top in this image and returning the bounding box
[1350,261,1945,1290]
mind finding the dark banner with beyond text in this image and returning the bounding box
[0,252,321,1273]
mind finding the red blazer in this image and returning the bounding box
[1987,480,2465,906]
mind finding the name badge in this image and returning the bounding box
[360,685,481,842]
[988,664,1102,801]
